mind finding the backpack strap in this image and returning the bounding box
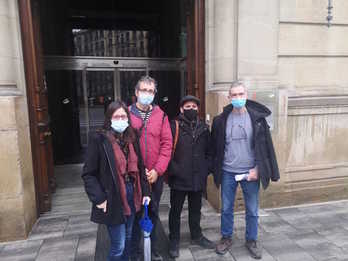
[172,120,179,157]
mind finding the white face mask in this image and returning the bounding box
[138,93,154,106]
[111,119,129,133]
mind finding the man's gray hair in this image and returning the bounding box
[230,80,247,90]
[135,75,157,92]
[229,81,247,93]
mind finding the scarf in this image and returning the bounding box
[107,133,142,216]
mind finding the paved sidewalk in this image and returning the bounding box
[157,186,348,261]
[0,164,98,261]
[1,164,348,261]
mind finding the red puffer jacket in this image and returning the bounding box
[129,104,173,175]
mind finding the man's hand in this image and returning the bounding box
[96,200,107,212]
[248,167,258,181]
[146,168,158,184]
[142,196,151,205]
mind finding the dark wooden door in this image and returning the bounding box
[18,0,55,214]
[185,0,205,116]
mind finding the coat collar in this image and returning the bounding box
[129,103,161,120]
[222,100,271,121]
[177,114,207,138]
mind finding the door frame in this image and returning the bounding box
[186,0,205,116]
[18,0,205,215]
[18,0,53,214]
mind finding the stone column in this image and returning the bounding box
[206,0,238,93]
[0,0,37,242]
[237,0,279,88]
[205,0,286,211]
[205,0,239,210]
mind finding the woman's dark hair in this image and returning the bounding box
[103,100,136,143]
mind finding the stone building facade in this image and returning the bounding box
[0,0,348,242]
[0,0,37,241]
[205,0,348,210]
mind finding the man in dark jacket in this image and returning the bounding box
[167,95,215,258]
[211,81,280,259]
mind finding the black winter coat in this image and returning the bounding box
[211,100,280,190]
[167,115,211,191]
[82,131,150,225]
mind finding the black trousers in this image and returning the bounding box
[131,175,164,255]
[168,189,203,243]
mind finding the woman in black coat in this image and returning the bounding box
[82,100,150,261]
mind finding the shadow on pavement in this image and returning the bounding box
[95,220,175,261]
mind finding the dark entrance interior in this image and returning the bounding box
[19,0,204,214]
[37,0,196,165]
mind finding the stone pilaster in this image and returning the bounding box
[0,0,36,242]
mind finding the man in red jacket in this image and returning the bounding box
[129,75,173,261]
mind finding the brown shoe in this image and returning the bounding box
[215,236,233,255]
[245,240,262,259]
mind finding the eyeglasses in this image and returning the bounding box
[112,115,128,121]
[138,88,156,95]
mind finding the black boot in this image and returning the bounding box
[151,249,163,261]
[191,235,215,249]
[168,240,179,258]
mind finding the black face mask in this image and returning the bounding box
[183,109,198,121]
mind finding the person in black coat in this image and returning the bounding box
[167,95,215,258]
[82,100,150,261]
[211,82,280,259]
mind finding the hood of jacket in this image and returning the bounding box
[222,99,271,120]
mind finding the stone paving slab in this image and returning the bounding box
[3,164,348,261]
[35,236,79,261]
[28,217,69,240]
[301,242,348,261]
[229,245,275,261]
[175,247,195,261]
[317,226,348,247]
[156,185,348,261]
[75,232,98,261]
[0,239,43,261]
[0,164,97,261]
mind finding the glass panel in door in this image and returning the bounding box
[82,70,115,146]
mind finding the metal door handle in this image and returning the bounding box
[43,131,52,137]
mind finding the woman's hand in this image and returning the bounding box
[96,200,107,212]
[142,196,151,205]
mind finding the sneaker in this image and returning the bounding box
[245,240,262,259]
[168,241,179,258]
[151,250,163,261]
[191,235,215,249]
[215,236,233,255]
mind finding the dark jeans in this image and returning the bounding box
[107,181,135,261]
[131,175,164,256]
[168,189,203,243]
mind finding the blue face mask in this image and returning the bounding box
[231,98,246,109]
[111,119,129,133]
[138,93,154,106]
